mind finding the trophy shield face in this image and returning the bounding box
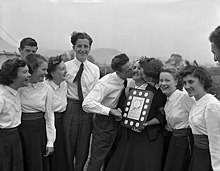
[121,88,154,131]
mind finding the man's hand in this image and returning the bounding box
[44,146,54,157]
[109,108,122,120]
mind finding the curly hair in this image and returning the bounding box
[179,65,212,91]
[70,31,93,46]
[0,58,27,85]
[46,55,63,80]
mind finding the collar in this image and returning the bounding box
[73,58,87,67]
[167,89,179,102]
[28,82,41,89]
[49,80,60,90]
[5,85,18,96]
[114,72,125,86]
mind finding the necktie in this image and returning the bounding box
[73,63,84,101]
[117,80,128,110]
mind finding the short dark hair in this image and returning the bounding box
[26,54,47,74]
[19,37,38,50]
[0,58,27,85]
[179,65,212,91]
[160,65,183,90]
[70,32,93,46]
[139,57,163,80]
[46,55,63,80]
[111,53,129,72]
[209,26,220,49]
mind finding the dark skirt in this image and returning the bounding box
[18,115,49,171]
[105,126,164,171]
[0,127,24,171]
[188,145,213,171]
[49,112,68,171]
[164,132,193,171]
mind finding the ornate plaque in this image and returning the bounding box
[121,88,154,131]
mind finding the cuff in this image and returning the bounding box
[101,106,111,116]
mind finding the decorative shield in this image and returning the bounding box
[121,88,154,131]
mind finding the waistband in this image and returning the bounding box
[173,128,192,137]
[67,98,82,103]
[55,112,64,119]
[193,134,209,149]
[22,112,44,121]
[0,127,18,132]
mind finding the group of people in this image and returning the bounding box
[1,25,220,171]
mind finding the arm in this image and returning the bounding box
[205,102,220,170]
[82,82,111,115]
[44,86,56,156]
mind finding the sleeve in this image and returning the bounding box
[182,94,195,113]
[0,97,3,114]
[44,86,56,147]
[154,89,167,125]
[82,82,110,115]
[205,102,220,171]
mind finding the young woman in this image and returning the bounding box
[159,65,195,171]
[45,55,68,171]
[18,54,55,171]
[0,58,30,171]
[180,65,220,171]
[106,58,166,171]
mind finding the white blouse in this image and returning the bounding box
[0,85,21,129]
[189,93,220,171]
[165,89,195,131]
[44,80,67,113]
[19,82,55,147]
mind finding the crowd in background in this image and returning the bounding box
[1,25,220,171]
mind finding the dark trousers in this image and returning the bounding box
[87,115,119,171]
[63,98,93,171]
[0,128,24,171]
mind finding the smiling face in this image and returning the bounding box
[183,74,205,100]
[52,61,67,83]
[132,61,144,81]
[73,38,91,62]
[211,42,220,63]
[159,71,177,97]
[13,65,30,88]
[31,61,48,83]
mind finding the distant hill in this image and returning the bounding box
[90,48,122,65]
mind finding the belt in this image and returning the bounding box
[193,134,209,149]
[173,128,192,137]
[0,127,18,132]
[22,112,44,120]
[55,112,64,119]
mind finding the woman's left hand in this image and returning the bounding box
[44,146,54,157]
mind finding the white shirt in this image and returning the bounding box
[0,85,21,128]
[189,93,220,171]
[165,89,195,130]
[19,82,55,147]
[82,72,125,116]
[65,58,100,100]
[45,80,67,113]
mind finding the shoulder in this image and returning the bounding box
[86,61,100,71]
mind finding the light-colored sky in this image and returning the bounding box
[1,0,220,65]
